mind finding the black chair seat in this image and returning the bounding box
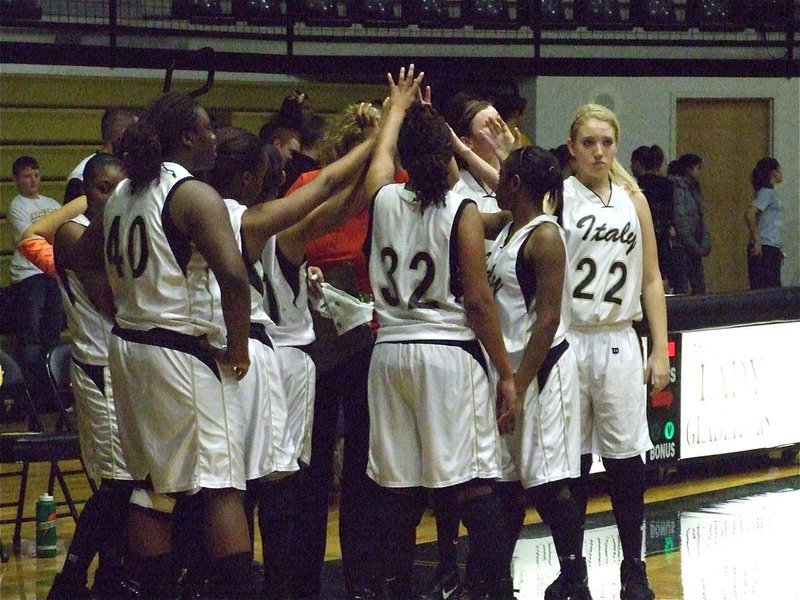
[0,431,82,462]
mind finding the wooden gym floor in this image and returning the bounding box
[1,449,798,599]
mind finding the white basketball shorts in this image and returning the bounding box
[367,340,501,488]
[568,324,653,459]
[108,330,246,494]
[70,359,132,482]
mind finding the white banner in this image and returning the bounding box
[679,322,800,459]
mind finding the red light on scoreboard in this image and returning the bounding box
[651,388,673,408]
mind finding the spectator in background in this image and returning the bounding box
[64,106,138,202]
[492,88,532,147]
[301,111,328,163]
[745,157,783,289]
[551,143,576,180]
[666,159,682,177]
[637,145,680,292]
[8,155,66,408]
[672,153,711,295]
[630,145,649,182]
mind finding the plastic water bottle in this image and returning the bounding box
[35,493,57,558]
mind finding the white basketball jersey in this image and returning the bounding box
[368,184,475,343]
[104,162,226,347]
[562,176,643,327]
[486,214,570,369]
[261,236,315,348]
[58,214,113,366]
[452,169,500,214]
[221,198,276,330]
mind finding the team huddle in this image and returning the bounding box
[27,64,668,600]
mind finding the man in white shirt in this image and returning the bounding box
[9,155,66,408]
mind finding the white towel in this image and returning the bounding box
[311,282,374,335]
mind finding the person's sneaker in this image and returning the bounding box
[91,563,144,599]
[545,576,593,600]
[47,571,94,600]
[418,567,463,600]
[619,559,655,600]
[464,577,517,600]
[545,557,593,600]
[347,584,377,600]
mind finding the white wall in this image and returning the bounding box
[527,76,800,287]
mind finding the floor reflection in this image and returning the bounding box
[513,476,800,599]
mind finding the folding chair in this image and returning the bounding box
[0,348,89,561]
[47,343,80,434]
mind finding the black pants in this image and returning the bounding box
[672,248,706,295]
[289,344,381,597]
[748,244,782,289]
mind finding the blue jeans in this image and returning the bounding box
[12,274,66,409]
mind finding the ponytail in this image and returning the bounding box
[116,121,162,195]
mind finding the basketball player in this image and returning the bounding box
[73,92,253,598]
[421,110,514,600]
[449,97,505,212]
[204,124,374,597]
[488,146,589,600]
[562,104,669,600]
[364,64,518,599]
[20,154,138,599]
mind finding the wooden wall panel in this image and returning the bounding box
[0,74,384,113]
[0,182,66,216]
[0,219,15,254]
[1,146,96,185]
[0,255,11,286]
[0,72,384,283]
[0,108,105,144]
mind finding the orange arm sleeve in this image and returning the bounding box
[18,236,56,278]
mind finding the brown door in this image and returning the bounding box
[676,99,771,293]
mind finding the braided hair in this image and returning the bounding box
[116,92,201,194]
[504,146,564,222]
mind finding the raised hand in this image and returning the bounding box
[356,101,381,137]
[484,114,520,163]
[448,124,471,157]
[386,63,424,114]
[417,84,432,107]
